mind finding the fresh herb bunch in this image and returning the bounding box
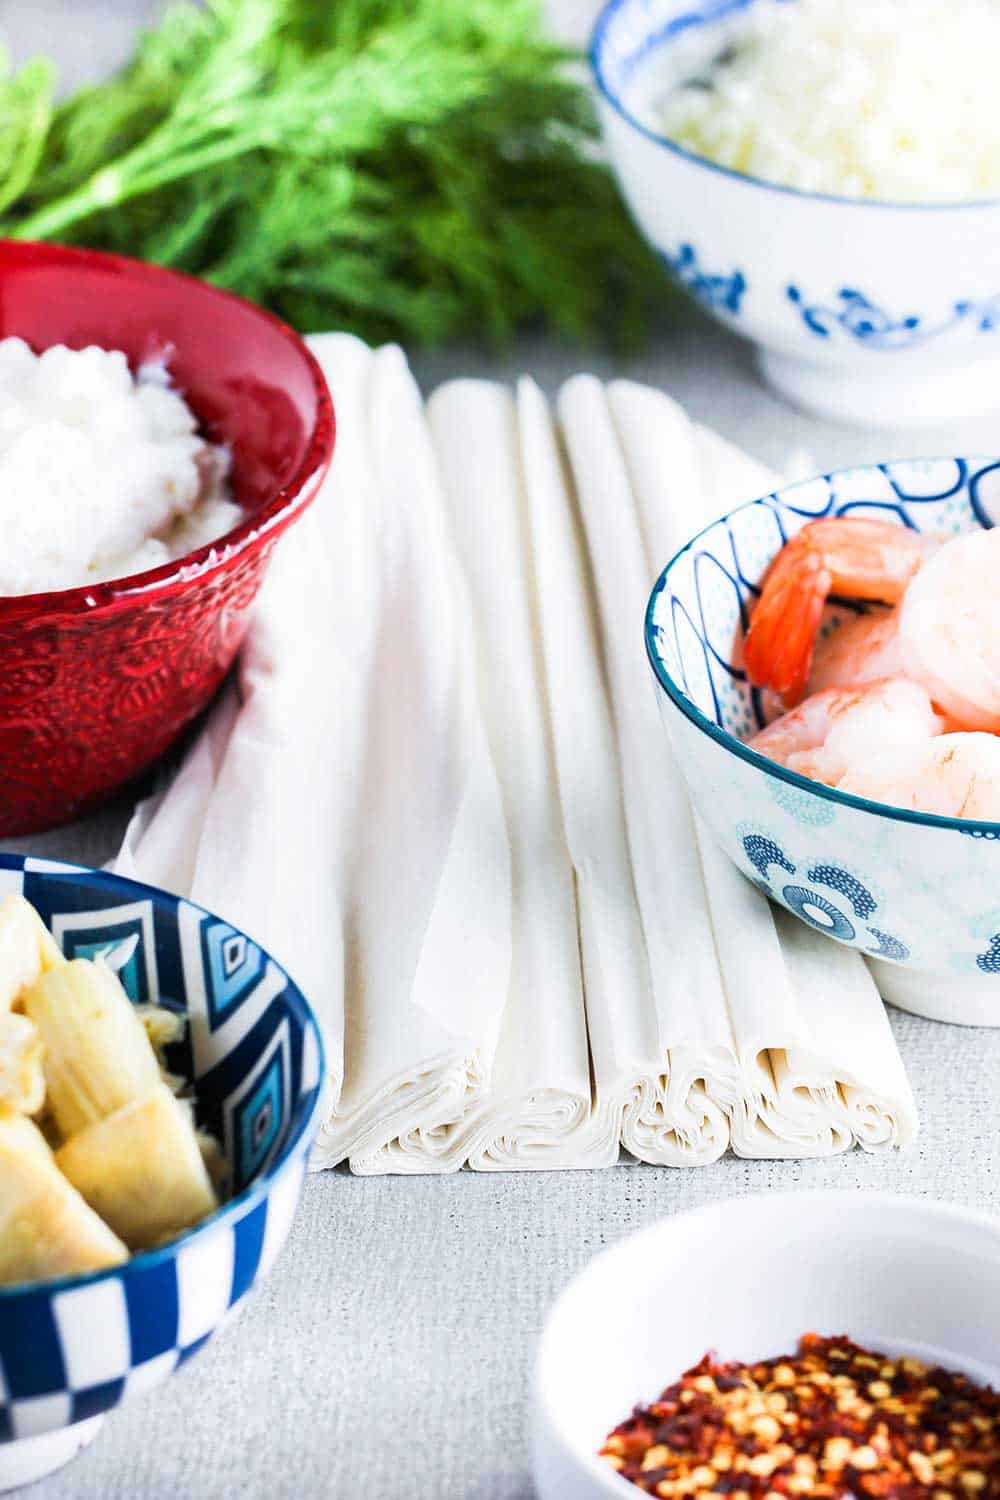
[0,0,663,345]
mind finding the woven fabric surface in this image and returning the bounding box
[16,1004,996,1500]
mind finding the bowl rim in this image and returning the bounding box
[0,853,326,1301]
[534,1190,1000,1498]
[0,239,335,621]
[645,456,1000,838]
[589,0,1000,214]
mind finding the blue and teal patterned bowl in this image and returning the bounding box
[646,456,1000,991]
[0,856,324,1490]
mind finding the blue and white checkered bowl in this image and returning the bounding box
[646,456,1000,1023]
[0,856,324,1490]
[591,0,1000,428]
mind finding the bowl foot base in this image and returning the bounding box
[870,960,1000,1027]
[0,1416,104,1491]
[758,347,1000,429]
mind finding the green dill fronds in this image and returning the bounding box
[0,0,665,347]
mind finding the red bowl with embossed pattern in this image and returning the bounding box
[0,241,334,834]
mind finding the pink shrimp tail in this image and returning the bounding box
[744,519,930,706]
[744,536,830,705]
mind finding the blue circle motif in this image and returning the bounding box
[782,884,856,942]
[806,865,877,920]
[867,928,910,963]
[743,833,795,882]
[741,835,908,958]
[768,779,837,827]
[977,935,1000,974]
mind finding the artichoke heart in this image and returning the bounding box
[21,958,161,1139]
[57,1084,219,1251]
[0,1112,127,1284]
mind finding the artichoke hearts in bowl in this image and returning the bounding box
[0,855,324,1490]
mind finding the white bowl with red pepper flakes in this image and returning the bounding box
[532,1192,1000,1500]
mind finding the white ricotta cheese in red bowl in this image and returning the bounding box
[0,337,241,595]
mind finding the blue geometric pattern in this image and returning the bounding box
[741,836,908,960]
[977,935,1000,974]
[48,903,156,1003]
[782,885,856,944]
[200,920,265,1031]
[806,866,876,921]
[743,834,794,883]
[868,929,910,963]
[788,285,1000,350]
[0,855,324,1448]
[768,779,836,828]
[236,1051,284,1188]
[63,931,146,1001]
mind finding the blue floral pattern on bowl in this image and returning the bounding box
[645,456,1000,978]
[593,0,1000,428]
[788,286,1000,349]
[661,244,747,315]
[742,834,909,960]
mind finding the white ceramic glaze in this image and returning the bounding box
[870,963,1000,1028]
[0,1418,103,1492]
[646,455,1000,1025]
[592,0,1000,428]
[533,1192,1000,1500]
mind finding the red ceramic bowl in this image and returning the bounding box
[0,241,334,835]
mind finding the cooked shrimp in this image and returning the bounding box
[807,607,904,695]
[743,518,936,705]
[839,733,1000,820]
[748,678,943,786]
[897,529,1000,732]
[806,531,1000,731]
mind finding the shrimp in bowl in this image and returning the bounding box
[645,455,1000,998]
[742,518,1000,819]
[742,519,937,706]
[840,734,1000,820]
[748,678,943,787]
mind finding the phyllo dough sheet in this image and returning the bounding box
[116,336,918,1171]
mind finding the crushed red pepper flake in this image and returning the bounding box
[599,1333,1000,1498]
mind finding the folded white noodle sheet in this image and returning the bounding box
[114,339,918,1169]
[603,379,917,1155]
[325,344,518,1170]
[361,369,916,1166]
[420,380,605,1171]
[119,335,514,1171]
[516,379,727,1166]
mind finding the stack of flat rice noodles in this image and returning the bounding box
[115,335,918,1172]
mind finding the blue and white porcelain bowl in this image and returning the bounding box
[646,456,1000,1024]
[591,0,1000,428]
[0,856,324,1491]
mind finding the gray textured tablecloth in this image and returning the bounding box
[2,6,1000,1497]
